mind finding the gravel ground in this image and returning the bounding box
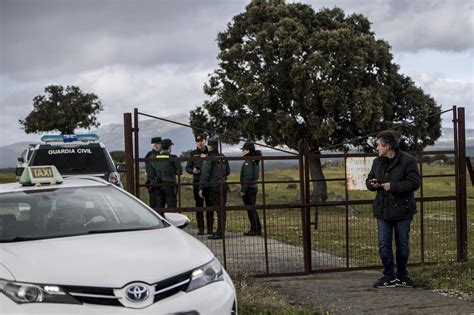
[187,227,473,314]
[257,271,474,314]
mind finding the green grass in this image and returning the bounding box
[0,172,16,184]
[411,260,474,298]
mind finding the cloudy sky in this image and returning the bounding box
[1,0,473,147]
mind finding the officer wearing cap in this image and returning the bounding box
[150,139,183,214]
[185,135,213,235]
[145,137,161,209]
[240,142,262,236]
[199,139,230,240]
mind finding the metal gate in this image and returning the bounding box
[122,106,469,277]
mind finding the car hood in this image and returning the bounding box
[0,227,214,288]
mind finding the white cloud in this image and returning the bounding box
[406,71,474,128]
[74,64,211,125]
[1,0,473,146]
[306,0,474,52]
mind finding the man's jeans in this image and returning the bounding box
[377,217,412,278]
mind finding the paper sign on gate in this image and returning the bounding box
[346,157,376,191]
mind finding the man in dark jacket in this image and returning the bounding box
[150,139,182,214]
[185,135,213,235]
[240,142,262,236]
[366,130,420,288]
[199,139,230,240]
[145,137,161,209]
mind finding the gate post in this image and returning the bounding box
[124,113,135,195]
[298,139,312,274]
[456,107,468,260]
[133,108,140,197]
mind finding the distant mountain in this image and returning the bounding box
[93,113,195,156]
[0,117,472,169]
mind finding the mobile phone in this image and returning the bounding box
[370,179,381,184]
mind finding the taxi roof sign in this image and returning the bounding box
[20,165,64,186]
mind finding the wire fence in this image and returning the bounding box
[134,150,464,276]
[123,107,469,276]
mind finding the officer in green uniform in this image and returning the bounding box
[199,139,230,240]
[240,142,262,236]
[145,137,161,209]
[185,135,213,235]
[150,139,182,215]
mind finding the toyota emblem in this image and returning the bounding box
[125,284,150,302]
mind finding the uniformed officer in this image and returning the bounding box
[240,142,262,236]
[199,139,230,240]
[150,139,183,215]
[185,135,213,235]
[145,137,161,209]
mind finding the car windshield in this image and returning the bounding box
[31,144,113,174]
[0,186,165,242]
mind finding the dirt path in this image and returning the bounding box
[258,271,473,314]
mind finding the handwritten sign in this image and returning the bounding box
[346,157,375,191]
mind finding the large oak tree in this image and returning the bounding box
[190,0,441,202]
[19,85,104,135]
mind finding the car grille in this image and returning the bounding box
[63,285,121,306]
[154,270,192,302]
[63,270,193,307]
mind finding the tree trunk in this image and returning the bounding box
[308,154,327,230]
[308,155,327,203]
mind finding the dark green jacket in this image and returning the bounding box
[150,151,183,183]
[145,149,160,179]
[199,150,230,191]
[240,158,259,193]
[185,147,208,181]
[366,150,420,220]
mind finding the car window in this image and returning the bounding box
[30,144,114,175]
[0,186,165,242]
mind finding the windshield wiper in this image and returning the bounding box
[86,226,159,235]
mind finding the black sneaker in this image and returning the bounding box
[197,230,205,236]
[396,275,415,288]
[373,275,397,288]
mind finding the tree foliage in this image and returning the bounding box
[190,0,442,153]
[110,150,125,163]
[19,85,104,134]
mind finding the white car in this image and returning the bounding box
[0,166,236,314]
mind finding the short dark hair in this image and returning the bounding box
[376,130,400,150]
[195,135,205,142]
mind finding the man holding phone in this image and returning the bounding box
[366,130,420,288]
[186,135,212,235]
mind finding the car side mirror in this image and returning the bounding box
[17,157,24,163]
[116,164,126,172]
[15,167,24,177]
[164,213,190,229]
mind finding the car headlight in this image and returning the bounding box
[0,279,80,304]
[186,258,223,292]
